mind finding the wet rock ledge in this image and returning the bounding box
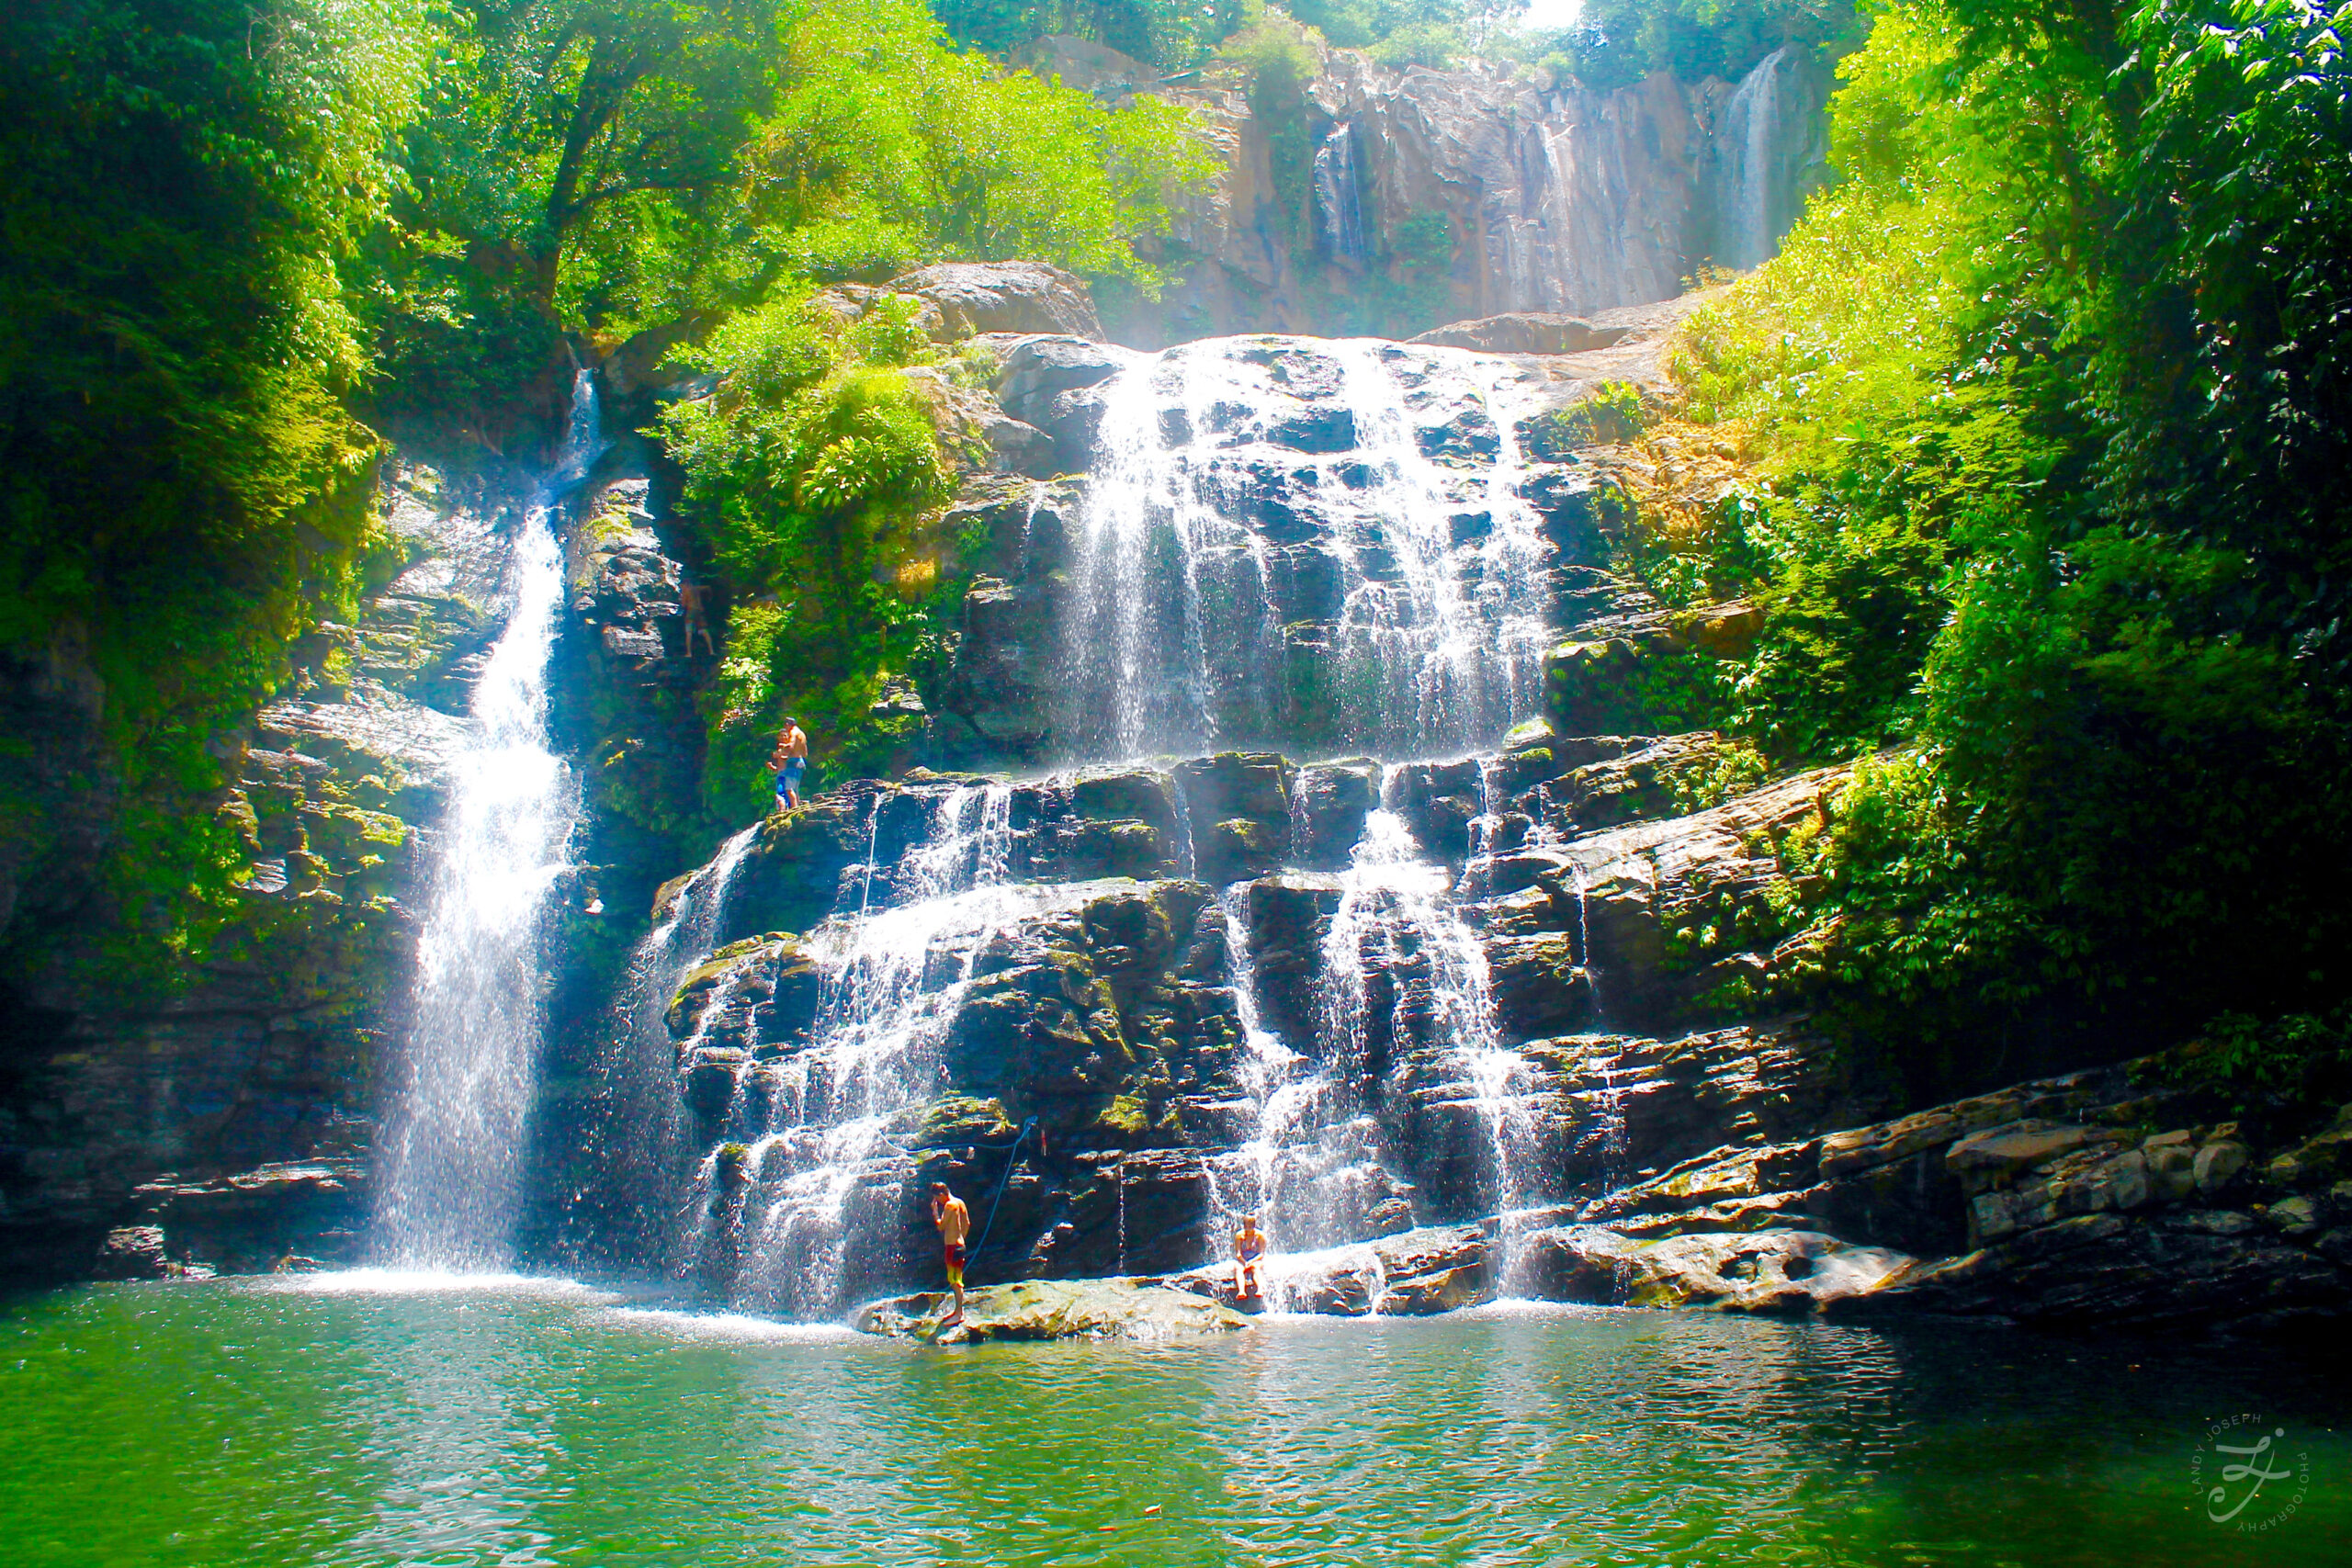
[854,1279,1252,1343]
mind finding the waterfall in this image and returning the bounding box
[1323,344,1550,753]
[1203,880,1334,1302]
[1321,770,1537,1240]
[1056,344,1274,759]
[1055,338,1549,761]
[1714,48,1790,271]
[371,371,597,1269]
[679,783,1024,1314]
[1313,122,1367,266]
[558,826,762,1265]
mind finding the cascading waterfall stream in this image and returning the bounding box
[371,370,597,1270]
[1202,881,1331,1308]
[1322,771,1541,1258]
[683,784,1026,1314]
[1057,345,1269,758]
[1056,337,1551,761]
[1715,48,1791,271]
[1321,343,1551,752]
[562,824,763,1262]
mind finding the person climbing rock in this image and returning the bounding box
[678,580,717,657]
[931,1181,971,1326]
[768,717,808,811]
[1234,1213,1268,1302]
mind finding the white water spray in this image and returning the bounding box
[1323,770,1544,1269]
[684,783,1029,1314]
[1057,338,1551,762]
[372,372,597,1269]
[1715,48,1791,271]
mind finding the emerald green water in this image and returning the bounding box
[2,1276,2342,1567]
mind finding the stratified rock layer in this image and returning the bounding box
[0,462,499,1279]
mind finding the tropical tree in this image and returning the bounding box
[0,0,431,965]
[405,0,791,308]
[402,0,1210,329]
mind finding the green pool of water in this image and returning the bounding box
[2,1274,2341,1567]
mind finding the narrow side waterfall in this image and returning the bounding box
[1714,47,1792,271]
[1056,337,1549,761]
[1313,122,1367,266]
[371,372,596,1269]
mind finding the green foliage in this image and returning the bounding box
[401,0,792,319]
[356,228,564,445]
[1536,1,1860,90]
[1295,1,1521,62]
[2087,0,2352,688]
[1369,20,1462,68]
[740,2,1212,305]
[661,295,964,813]
[932,0,1259,69]
[1657,0,2352,1070]
[1659,737,1773,815]
[1223,10,1322,86]
[2150,1009,2352,1113]
[930,0,1520,69]
[0,0,426,987]
[400,0,1211,333]
[1525,381,1646,457]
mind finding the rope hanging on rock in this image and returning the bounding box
[967,1116,1037,1262]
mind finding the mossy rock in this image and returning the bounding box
[854,1279,1251,1342]
[898,1096,1018,1149]
[1544,637,1648,733]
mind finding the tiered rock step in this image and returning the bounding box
[663,735,2352,1334]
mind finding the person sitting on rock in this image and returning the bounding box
[678,581,717,658]
[931,1181,971,1326]
[768,717,808,811]
[1234,1213,1268,1301]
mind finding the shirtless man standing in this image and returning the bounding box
[930,1181,971,1326]
[678,581,717,657]
[768,717,808,811]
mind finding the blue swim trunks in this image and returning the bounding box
[775,757,805,801]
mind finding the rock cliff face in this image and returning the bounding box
[1018,35,1832,344]
[0,464,499,1279]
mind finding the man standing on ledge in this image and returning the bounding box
[931,1182,970,1326]
[768,716,808,811]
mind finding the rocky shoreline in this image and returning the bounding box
[834,1074,2352,1341]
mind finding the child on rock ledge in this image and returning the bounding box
[1235,1213,1267,1302]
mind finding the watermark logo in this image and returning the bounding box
[2192,1415,2313,1533]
